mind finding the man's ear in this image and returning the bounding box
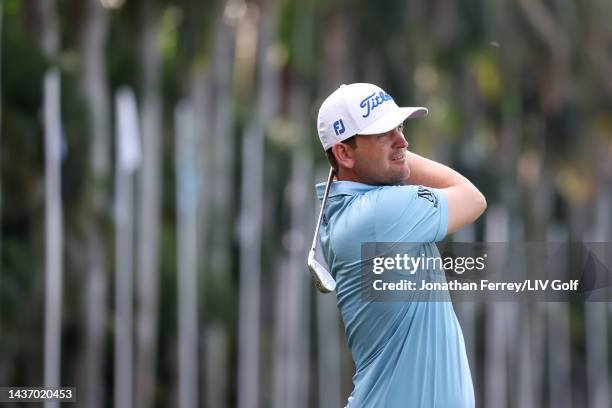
[332,143,355,169]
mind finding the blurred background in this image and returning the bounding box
[1,0,612,407]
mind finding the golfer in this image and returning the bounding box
[315,83,486,407]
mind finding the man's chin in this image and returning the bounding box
[389,169,410,185]
[396,166,410,184]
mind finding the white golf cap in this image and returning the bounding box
[317,83,428,151]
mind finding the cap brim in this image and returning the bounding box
[359,107,428,135]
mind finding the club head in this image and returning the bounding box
[307,250,336,293]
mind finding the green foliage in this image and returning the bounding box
[2,16,48,113]
[1,238,36,324]
[278,0,316,77]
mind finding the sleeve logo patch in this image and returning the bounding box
[417,186,438,208]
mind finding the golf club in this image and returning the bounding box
[308,167,337,293]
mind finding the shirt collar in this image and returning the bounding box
[315,180,378,200]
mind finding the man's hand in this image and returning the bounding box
[405,151,487,234]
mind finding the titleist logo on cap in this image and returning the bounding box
[360,91,393,118]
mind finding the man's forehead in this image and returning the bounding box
[352,134,384,147]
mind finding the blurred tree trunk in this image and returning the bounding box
[190,66,211,282]
[237,1,278,407]
[452,225,478,387]
[187,63,230,408]
[583,7,612,404]
[272,256,290,408]
[204,324,228,407]
[114,87,141,408]
[516,0,571,111]
[585,301,609,408]
[286,148,312,408]
[80,1,111,407]
[43,67,63,408]
[585,0,612,95]
[584,153,611,408]
[237,95,264,408]
[547,292,573,408]
[521,303,544,408]
[175,101,200,408]
[209,8,235,280]
[197,6,236,404]
[484,207,509,408]
[83,0,111,178]
[38,1,62,407]
[546,225,572,408]
[135,4,163,408]
[493,1,546,406]
[203,13,235,402]
[315,277,342,408]
[37,0,59,57]
[273,86,312,408]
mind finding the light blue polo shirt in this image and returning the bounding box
[315,181,474,408]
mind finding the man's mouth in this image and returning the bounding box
[390,152,406,161]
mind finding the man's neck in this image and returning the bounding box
[336,168,362,183]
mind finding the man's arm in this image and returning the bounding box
[405,151,487,234]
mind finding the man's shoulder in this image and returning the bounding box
[335,184,426,216]
[328,183,442,226]
[375,184,441,208]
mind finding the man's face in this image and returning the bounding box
[349,123,410,185]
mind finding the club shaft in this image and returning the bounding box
[310,167,335,252]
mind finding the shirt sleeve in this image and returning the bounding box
[374,185,448,243]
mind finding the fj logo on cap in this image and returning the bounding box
[360,91,393,118]
[333,119,346,136]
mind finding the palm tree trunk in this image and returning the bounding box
[135,4,163,408]
[546,226,572,408]
[287,88,313,408]
[204,324,229,407]
[237,120,264,408]
[585,302,609,408]
[452,225,478,390]
[272,255,290,408]
[210,10,236,279]
[274,148,313,408]
[39,2,62,407]
[316,290,342,408]
[37,0,59,57]
[175,101,200,408]
[189,65,211,277]
[80,1,111,407]
[237,2,279,406]
[43,67,63,408]
[585,166,611,408]
[187,64,232,408]
[114,87,141,408]
[484,206,509,408]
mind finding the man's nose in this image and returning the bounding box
[391,128,408,149]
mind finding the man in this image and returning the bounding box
[315,83,486,407]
